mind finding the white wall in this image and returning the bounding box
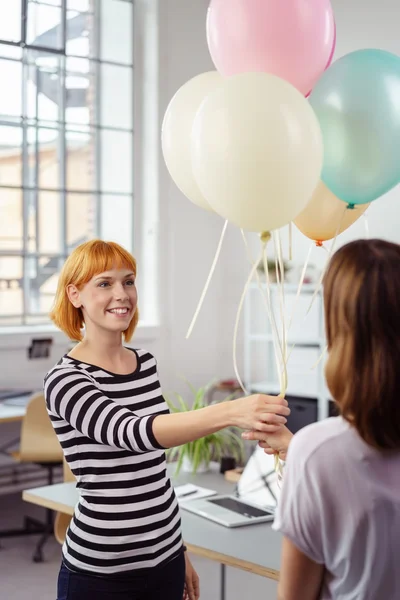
[1,0,400,400]
[278,0,400,270]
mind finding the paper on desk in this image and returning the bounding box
[175,483,217,503]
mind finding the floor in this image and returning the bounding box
[0,493,278,599]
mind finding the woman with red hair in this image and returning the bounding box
[45,239,289,600]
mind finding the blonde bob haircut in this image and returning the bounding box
[50,239,139,342]
[323,238,400,451]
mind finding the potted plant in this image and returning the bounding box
[165,380,245,476]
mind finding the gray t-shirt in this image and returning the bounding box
[273,417,400,599]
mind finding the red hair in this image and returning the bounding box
[50,240,139,342]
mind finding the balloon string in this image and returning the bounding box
[287,242,313,334]
[288,222,293,261]
[306,204,348,316]
[233,236,271,395]
[239,230,284,480]
[262,242,286,391]
[240,229,284,364]
[239,230,285,482]
[311,344,328,370]
[263,238,285,484]
[273,230,288,393]
[186,219,228,339]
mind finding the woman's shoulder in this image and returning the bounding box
[288,417,352,466]
[132,347,157,363]
[44,355,95,385]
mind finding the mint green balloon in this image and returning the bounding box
[309,49,400,205]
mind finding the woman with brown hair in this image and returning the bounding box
[244,238,400,600]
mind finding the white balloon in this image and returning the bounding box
[162,71,223,211]
[191,72,323,231]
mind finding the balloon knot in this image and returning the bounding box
[347,203,355,210]
[260,231,271,244]
[315,240,323,247]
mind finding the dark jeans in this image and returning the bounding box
[57,552,186,600]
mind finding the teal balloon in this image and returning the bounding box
[309,49,400,205]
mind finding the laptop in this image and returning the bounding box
[180,494,275,528]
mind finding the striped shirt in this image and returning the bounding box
[44,348,183,575]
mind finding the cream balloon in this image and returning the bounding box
[191,72,323,232]
[294,181,370,243]
[162,71,223,211]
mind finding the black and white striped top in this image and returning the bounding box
[44,348,182,575]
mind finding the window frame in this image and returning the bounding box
[0,0,136,328]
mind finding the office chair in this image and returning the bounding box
[9,393,63,562]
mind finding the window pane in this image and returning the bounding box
[100,64,132,129]
[26,50,62,121]
[67,193,95,248]
[67,130,96,191]
[0,257,23,316]
[27,127,61,189]
[38,192,61,254]
[0,59,22,118]
[100,0,132,65]
[27,2,63,50]
[26,256,60,315]
[41,0,62,6]
[100,195,132,250]
[65,57,94,126]
[68,0,90,11]
[0,126,22,187]
[0,45,22,60]
[100,130,132,194]
[0,0,22,43]
[66,11,93,58]
[0,189,23,251]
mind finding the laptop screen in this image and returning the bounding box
[207,497,274,518]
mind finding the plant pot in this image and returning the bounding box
[182,455,210,474]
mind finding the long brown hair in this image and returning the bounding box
[324,238,400,450]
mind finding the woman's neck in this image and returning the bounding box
[71,329,126,364]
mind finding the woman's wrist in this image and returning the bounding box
[280,430,294,460]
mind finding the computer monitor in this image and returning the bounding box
[236,445,281,509]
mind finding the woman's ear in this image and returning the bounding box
[66,284,82,308]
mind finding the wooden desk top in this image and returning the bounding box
[23,468,282,579]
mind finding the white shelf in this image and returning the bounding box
[244,282,329,423]
[250,381,316,399]
[248,333,323,347]
[249,282,320,295]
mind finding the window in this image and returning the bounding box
[0,0,134,326]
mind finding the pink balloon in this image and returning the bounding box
[207,0,336,96]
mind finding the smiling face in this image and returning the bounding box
[67,266,138,338]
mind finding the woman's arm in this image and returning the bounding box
[153,394,290,448]
[45,368,289,453]
[277,537,324,600]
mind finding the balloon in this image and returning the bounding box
[294,181,370,243]
[309,49,400,206]
[191,72,323,233]
[207,0,336,96]
[161,71,223,211]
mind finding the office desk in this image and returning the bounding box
[0,393,33,424]
[0,394,31,454]
[23,468,281,599]
[0,405,26,424]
